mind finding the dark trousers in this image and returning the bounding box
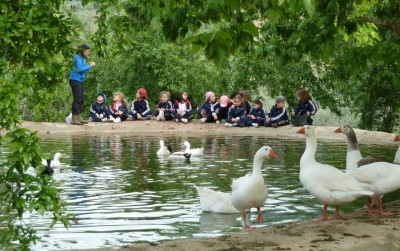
[69,80,84,115]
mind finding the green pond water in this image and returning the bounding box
[1,134,399,250]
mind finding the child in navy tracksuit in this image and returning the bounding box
[239,99,266,127]
[109,91,129,123]
[291,88,317,125]
[172,91,194,123]
[155,91,174,121]
[215,95,233,124]
[266,96,289,128]
[225,95,247,127]
[89,93,112,122]
[198,91,219,123]
[128,88,152,120]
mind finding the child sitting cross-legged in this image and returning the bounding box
[265,96,289,128]
[109,91,128,123]
[128,88,152,120]
[238,98,266,127]
[225,95,247,127]
[171,90,193,124]
[155,91,174,121]
[89,92,113,122]
[197,91,219,123]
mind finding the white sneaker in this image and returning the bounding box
[215,120,220,124]
[114,117,121,123]
[102,118,108,122]
[89,117,93,122]
[200,117,207,123]
[181,118,188,123]
[176,119,179,123]
[225,122,232,127]
[252,123,259,128]
[108,116,115,121]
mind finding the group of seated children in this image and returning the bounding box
[89,87,317,127]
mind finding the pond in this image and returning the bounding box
[1,134,398,250]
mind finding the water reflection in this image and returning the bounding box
[0,134,397,250]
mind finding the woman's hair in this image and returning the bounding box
[159,91,171,101]
[296,87,312,103]
[176,91,187,103]
[77,43,90,57]
[252,98,263,108]
[114,91,128,104]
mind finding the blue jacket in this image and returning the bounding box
[69,54,92,83]
[249,107,266,120]
[197,101,219,115]
[293,100,317,116]
[267,105,289,123]
[110,102,128,116]
[157,101,173,110]
[227,105,246,119]
[131,99,152,116]
[90,102,110,117]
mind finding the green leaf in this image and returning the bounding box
[265,9,281,25]
[302,0,315,18]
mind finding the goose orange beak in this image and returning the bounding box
[394,135,400,142]
[269,150,279,158]
[296,127,305,134]
[334,127,342,133]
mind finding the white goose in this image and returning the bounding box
[41,152,64,168]
[231,146,278,231]
[194,185,239,213]
[184,141,204,156]
[156,140,172,156]
[394,135,400,164]
[297,125,373,221]
[347,160,400,215]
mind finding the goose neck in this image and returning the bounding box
[304,135,317,158]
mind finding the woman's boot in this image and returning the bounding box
[71,114,83,125]
[78,113,88,124]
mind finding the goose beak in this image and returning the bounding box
[334,127,342,133]
[269,150,279,159]
[394,135,400,142]
[296,128,305,134]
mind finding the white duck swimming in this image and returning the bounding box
[183,141,204,156]
[346,160,400,216]
[194,185,239,213]
[156,140,172,156]
[41,152,64,168]
[297,125,373,221]
[168,142,191,160]
[231,146,278,231]
[394,135,400,164]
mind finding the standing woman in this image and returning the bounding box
[69,43,96,125]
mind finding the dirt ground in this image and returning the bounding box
[16,121,400,251]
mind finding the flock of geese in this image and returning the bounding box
[191,125,400,231]
[41,126,400,232]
